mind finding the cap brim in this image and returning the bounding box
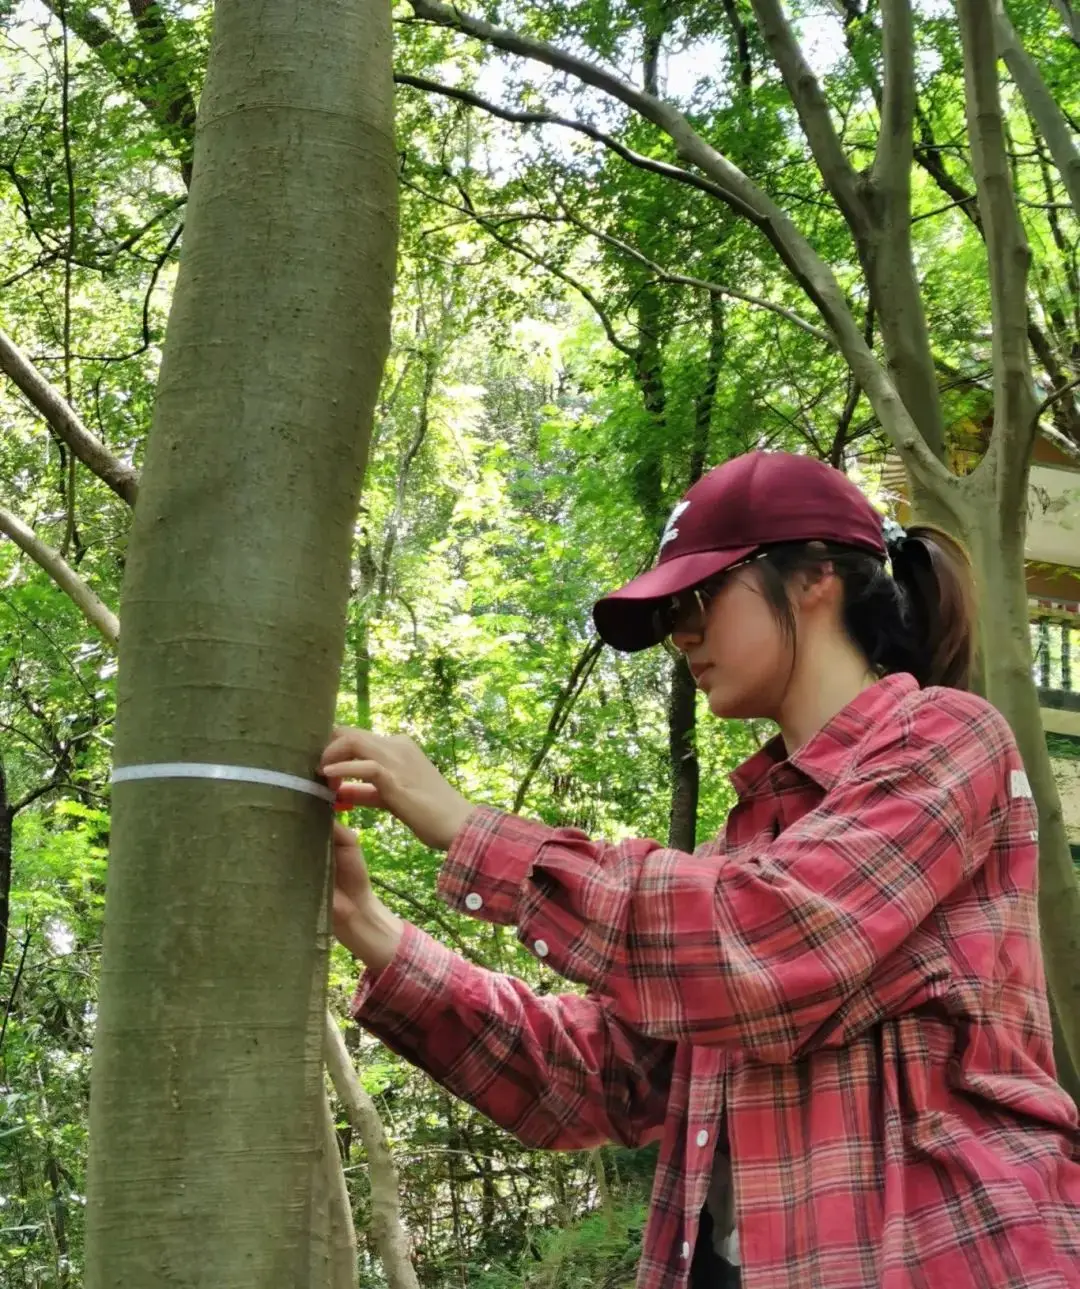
[592,546,758,652]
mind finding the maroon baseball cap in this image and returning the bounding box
[593,451,887,652]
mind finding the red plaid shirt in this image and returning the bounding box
[354,675,1080,1287]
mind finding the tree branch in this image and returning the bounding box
[554,208,836,345]
[311,1092,357,1289]
[394,73,732,205]
[748,0,868,238]
[409,175,636,357]
[126,0,199,174]
[994,0,1080,217]
[905,99,1078,448]
[753,0,946,457]
[323,1015,420,1289]
[1033,375,1080,439]
[42,0,195,184]
[512,639,603,815]
[376,351,438,602]
[873,0,918,198]
[957,0,1040,503]
[1048,0,1080,46]
[0,506,120,644]
[405,0,953,496]
[0,330,139,506]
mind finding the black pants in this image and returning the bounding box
[690,1205,741,1288]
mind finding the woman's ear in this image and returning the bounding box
[792,561,839,611]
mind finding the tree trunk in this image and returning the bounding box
[0,760,12,979]
[963,492,1080,1077]
[667,655,700,853]
[83,1,397,1284]
[667,287,723,852]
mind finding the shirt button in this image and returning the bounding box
[695,1129,710,1148]
[464,893,483,911]
[533,939,549,958]
[680,1241,691,1260]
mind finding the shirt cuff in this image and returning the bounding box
[438,804,561,924]
[351,920,458,1037]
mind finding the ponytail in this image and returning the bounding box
[887,526,976,690]
[754,527,978,691]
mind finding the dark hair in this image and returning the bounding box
[753,527,977,690]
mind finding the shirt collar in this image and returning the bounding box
[729,673,920,799]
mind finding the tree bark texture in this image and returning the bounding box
[964,503,1080,1073]
[83,1,397,1284]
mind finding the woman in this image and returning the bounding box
[321,451,1080,1289]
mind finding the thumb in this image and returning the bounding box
[332,821,371,902]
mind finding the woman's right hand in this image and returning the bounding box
[331,820,403,971]
[321,726,474,852]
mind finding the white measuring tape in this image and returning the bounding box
[111,761,335,803]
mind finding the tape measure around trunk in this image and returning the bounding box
[111,761,335,803]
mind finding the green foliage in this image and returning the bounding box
[0,0,1077,1283]
[471,1195,648,1289]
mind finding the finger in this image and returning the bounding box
[332,820,361,848]
[321,758,387,786]
[334,782,381,810]
[332,826,371,898]
[322,728,383,769]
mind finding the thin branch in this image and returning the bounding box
[60,0,79,561]
[911,194,979,222]
[405,0,952,496]
[995,0,1080,217]
[368,875,485,965]
[0,331,139,505]
[376,351,438,602]
[721,0,754,89]
[748,0,868,239]
[0,922,33,1054]
[0,506,119,644]
[512,640,603,814]
[1039,420,1080,462]
[13,772,66,815]
[1048,0,1080,46]
[958,0,1041,500]
[411,175,636,357]
[98,196,186,268]
[395,73,731,205]
[557,207,836,345]
[436,193,835,345]
[1033,374,1080,435]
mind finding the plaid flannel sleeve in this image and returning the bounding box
[438,698,1021,1061]
[352,921,674,1150]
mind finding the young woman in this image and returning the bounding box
[321,451,1080,1289]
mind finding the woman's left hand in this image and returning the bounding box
[321,726,474,852]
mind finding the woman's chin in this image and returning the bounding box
[705,683,761,722]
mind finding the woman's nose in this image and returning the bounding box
[669,626,702,653]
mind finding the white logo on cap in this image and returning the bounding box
[660,500,690,551]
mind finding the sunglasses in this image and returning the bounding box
[652,552,766,659]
